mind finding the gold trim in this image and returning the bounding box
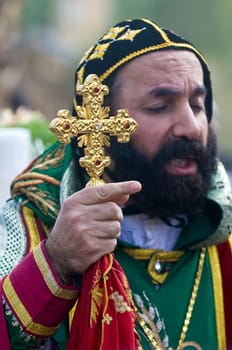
[123,248,184,284]
[40,220,50,238]
[23,202,51,239]
[33,244,78,300]
[22,206,41,252]
[13,180,43,189]
[69,300,78,330]
[14,173,60,186]
[100,253,114,350]
[208,246,226,350]
[3,276,57,336]
[122,247,158,260]
[141,18,171,43]
[228,233,232,251]
[148,251,184,284]
[181,341,202,349]
[136,249,205,350]
[21,190,58,218]
[99,41,208,83]
[176,248,205,350]
[100,43,169,82]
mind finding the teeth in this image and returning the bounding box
[172,158,187,166]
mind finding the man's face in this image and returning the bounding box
[110,50,209,163]
[106,50,217,217]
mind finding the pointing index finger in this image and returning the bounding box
[76,181,141,205]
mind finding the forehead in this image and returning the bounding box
[116,49,204,86]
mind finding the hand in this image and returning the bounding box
[45,181,141,279]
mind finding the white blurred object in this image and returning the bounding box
[0,128,32,205]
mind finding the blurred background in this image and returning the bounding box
[0,0,232,202]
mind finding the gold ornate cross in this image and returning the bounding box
[49,74,138,186]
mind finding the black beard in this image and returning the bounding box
[106,126,218,218]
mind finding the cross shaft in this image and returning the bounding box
[49,74,138,186]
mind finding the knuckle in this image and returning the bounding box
[110,221,120,235]
[96,185,109,199]
[107,201,117,212]
[117,208,123,222]
[107,202,123,220]
[114,221,121,235]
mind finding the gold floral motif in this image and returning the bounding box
[90,284,104,326]
[110,291,132,313]
[103,313,113,325]
[86,26,144,63]
[121,273,134,306]
[101,26,125,41]
[88,43,110,60]
[90,269,103,327]
[117,29,145,41]
[74,25,145,85]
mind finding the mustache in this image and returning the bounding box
[152,137,207,169]
[108,125,218,178]
[106,127,218,217]
[107,135,211,179]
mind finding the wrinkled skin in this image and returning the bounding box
[45,50,209,278]
[46,181,141,277]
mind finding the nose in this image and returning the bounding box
[171,104,202,140]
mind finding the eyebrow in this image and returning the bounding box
[149,85,207,98]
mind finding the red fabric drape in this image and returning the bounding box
[67,253,140,350]
[217,242,232,350]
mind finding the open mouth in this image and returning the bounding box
[164,157,197,176]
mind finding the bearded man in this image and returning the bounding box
[1,18,232,350]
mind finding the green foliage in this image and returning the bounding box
[12,119,56,148]
[0,108,56,149]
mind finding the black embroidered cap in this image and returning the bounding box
[74,18,213,121]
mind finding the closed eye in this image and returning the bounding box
[146,105,168,113]
[191,104,205,113]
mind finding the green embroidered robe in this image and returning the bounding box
[1,141,232,349]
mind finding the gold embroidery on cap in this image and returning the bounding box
[75,25,145,92]
[118,29,145,41]
[78,45,94,66]
[77,65,85,85]
[99,41,208,83]
[89,43,111,60]
[75,20,209,101]
[101,26,125,40]
[141,18,171,43]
